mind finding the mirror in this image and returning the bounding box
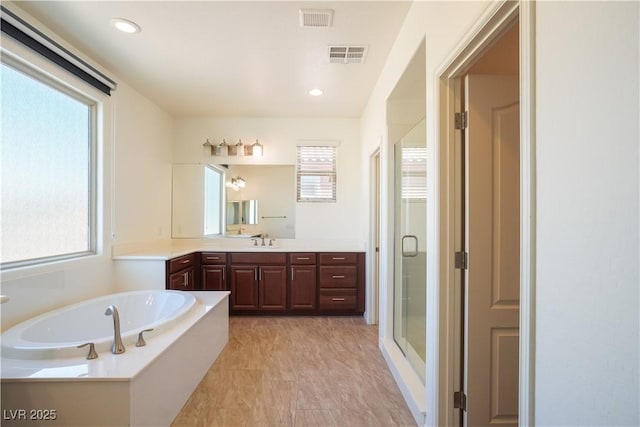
[172,164,224,238]
[227,200,259,225]
[171,164,296,238]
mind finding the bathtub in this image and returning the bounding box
[1,290,196,360]
[1,291,229,427]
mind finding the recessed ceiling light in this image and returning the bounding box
[309,89,324,96]
[110,18,141,34]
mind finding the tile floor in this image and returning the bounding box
[171,316,417,427]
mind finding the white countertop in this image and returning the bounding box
[1,292,229,381]
[112,238,365,261]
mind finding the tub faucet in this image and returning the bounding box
[104,305,125,354]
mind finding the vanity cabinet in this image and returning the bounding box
[230,253,287,313]
[318,252,365,313]
[164,250,364,315]
[201,252,227,291]
[166,253,196,291]
[289,253,317,311]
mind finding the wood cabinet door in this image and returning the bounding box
[230,266,258,311]
[258,266,287,311]
[290,265,316,310]
[168,267,195,291]
[202,266,227,291]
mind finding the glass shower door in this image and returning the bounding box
[393,118,427,382]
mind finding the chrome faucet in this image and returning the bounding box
[104,305,125,354]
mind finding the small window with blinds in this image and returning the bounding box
[401,147,427,200]
[296,145,337,202]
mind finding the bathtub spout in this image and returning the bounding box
[104,305,125,354]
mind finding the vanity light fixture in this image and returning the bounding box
[203,138,264,156]
[110,18,141,34]
[227,176,246,191]
[252,140,263,157]
[218,139,229,156]
[309,88,324,96]
[235,139,245,157]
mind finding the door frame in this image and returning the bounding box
[367,145,382,325]
[434,1,536,426]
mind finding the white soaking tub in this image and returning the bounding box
[1,290,196,360]
[1,291,229,427]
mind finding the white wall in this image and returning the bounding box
[535,2,639,425]
[0,4,174,329]
[112,81,174,247]
[173,117,364,242]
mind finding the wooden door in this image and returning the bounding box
[259,266,287,311]
[464,74,520,427]
[202,266,226,291]
[230,266,258,310]
[290,265,317,310]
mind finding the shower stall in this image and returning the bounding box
[393,117,427,382]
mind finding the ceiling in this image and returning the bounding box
[15,1,412,118]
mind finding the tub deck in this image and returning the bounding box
[1,291,229,427]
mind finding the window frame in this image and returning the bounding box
[203,164,225,237]
[296,144,338,203]
[1,54,98,269]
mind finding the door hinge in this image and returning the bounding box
[455,111,468,130]
[453,391,467,411]
[454,251,468,270]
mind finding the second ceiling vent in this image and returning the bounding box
[328,46,368,64]
[299,9,334,28]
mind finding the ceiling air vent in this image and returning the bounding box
[328,46,368,64]
[299,9,334,28]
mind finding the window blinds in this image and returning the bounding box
[296,145,337,202]
[1,6,117,95]
[401,147,427,200]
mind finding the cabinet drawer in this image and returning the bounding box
[168,268,195,290]
[169,254,196,273]
[289,253,316,265]
[319,289,357,310]
[319,253,358,265]
[201,252,227,265]
[231,252,286,265]
[319,266,357,287]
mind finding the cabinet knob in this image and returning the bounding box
[331,298,346,302]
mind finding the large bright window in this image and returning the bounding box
[1,60,96,267]
[296,145,337,202]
